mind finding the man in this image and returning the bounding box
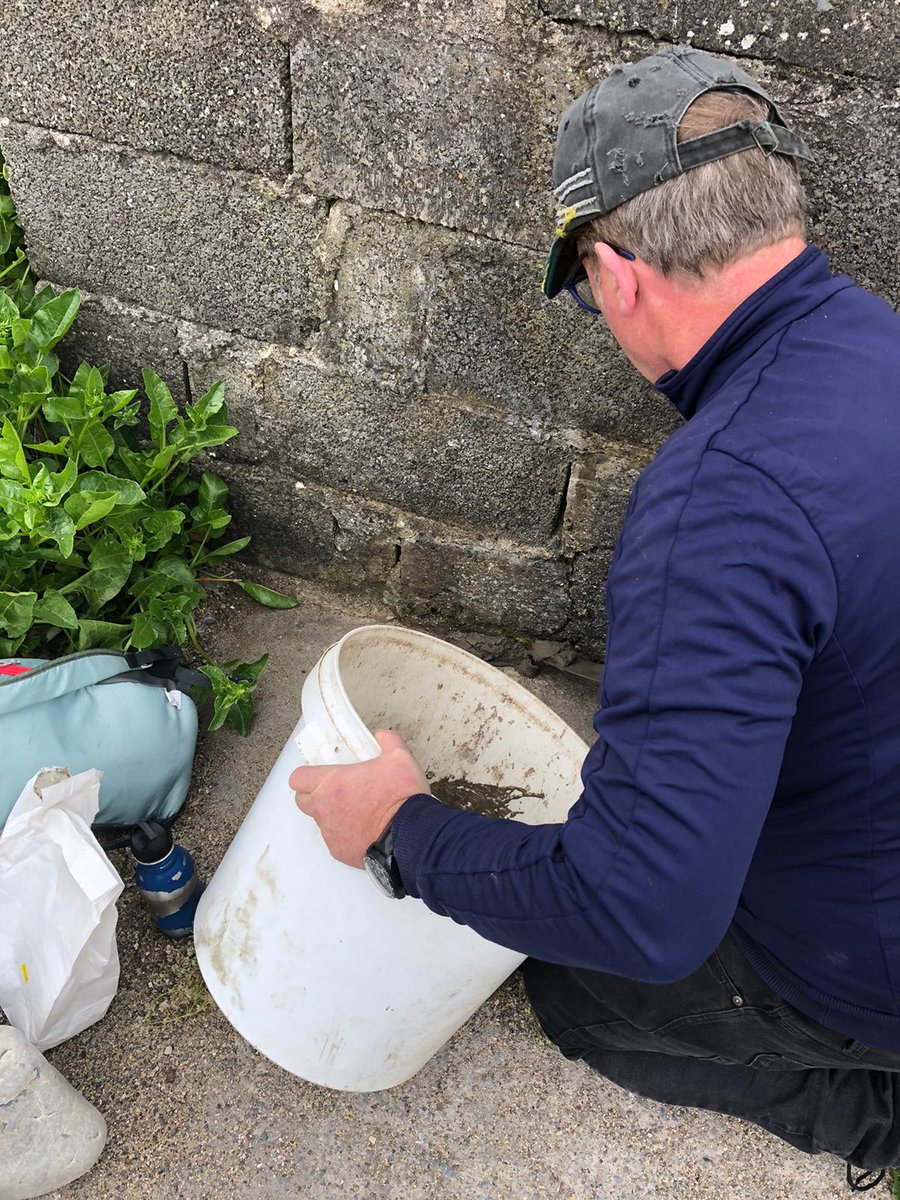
[291,47,900,1192]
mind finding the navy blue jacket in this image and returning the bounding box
[393,247,900,1050]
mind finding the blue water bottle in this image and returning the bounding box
[130,821,204,939]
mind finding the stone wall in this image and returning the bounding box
[1,0,897,655]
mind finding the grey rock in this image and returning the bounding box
[189,339,571,541]
[326,203,678,444]
[290,10,556,247]
[210,462,403,590]
[0,122,332,343]
[562,452,644,553]
[561,546,616,655]
[0,1026,106,1200]
[540,0,899,84]
[391,533,571,637]
[0,0,290,173]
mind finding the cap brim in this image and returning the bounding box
[542,235,581,299]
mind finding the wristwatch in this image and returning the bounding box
[364,822,406,899]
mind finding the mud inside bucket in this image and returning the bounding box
[332,626,579,824]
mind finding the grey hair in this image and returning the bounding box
[576,89,808,278]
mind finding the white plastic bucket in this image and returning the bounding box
[194,625,588,1091]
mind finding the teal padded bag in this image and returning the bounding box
[0,647,201,832]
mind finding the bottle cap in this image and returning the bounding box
[131,821,174,864]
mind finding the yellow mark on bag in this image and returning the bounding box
[20,962,28,984]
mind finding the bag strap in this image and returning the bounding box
[98,645,212,693]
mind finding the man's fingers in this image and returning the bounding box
[374,729,411,754]
[289,763,334,794]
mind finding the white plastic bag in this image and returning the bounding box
[0,767,123,1051]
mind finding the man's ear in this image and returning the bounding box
[594,242,638,316]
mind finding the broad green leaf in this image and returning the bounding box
[74,471,145,506]
[44,506,76,557]
[64,489,119,529]
[73,537,133,609]
[76,619,129,651]
[48,458,78,500]
[182,423,238,452]
[204,535,251,560]
[0,479,30,531]
[195,472,228,516]
[27,437,69,455]
[129,612,165,650]
[28,289,80,351]
[0,419,29,482]
[32,590,79,630]
[114,446,151,481]
[0,590,36,637]
[190,380,225,422]
[0,290,18,324]
[143,369,178,450]
[156,555,199,590]
[78,420,115,468]
[42,392,84,425]
[142,509,184,552]
[239,581,298,609]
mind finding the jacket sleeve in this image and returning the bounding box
[390,449,838,982]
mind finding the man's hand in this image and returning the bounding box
[289,730,430,868]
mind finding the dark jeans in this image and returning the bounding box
[522,934,900,1171]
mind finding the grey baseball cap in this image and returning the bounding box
[543,46,813,298]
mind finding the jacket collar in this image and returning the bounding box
[655,246,853,420]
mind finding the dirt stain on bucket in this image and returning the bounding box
[427,776,540,820]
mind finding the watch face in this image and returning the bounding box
[364,853,394,897]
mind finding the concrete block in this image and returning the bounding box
[0,1025,107,1200]
[419,225,679,444]
[330,205,679,444]
[253,348,571,541]
[208,463,403,590]
[561,548,615,656]
[290,12,556,246]
[325,204,429,384]
[770,68,900,310]
[562,452,643,553]
[678,3,896,85]
[51,286,187,406]
[0,122,332,343]
[540,0,677,39]
[0,0,290,173]
[540,0,898,84]
[392,534,571,637]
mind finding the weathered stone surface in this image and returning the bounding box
[420,226,678,443]
[391,534,571,637]
[290,12,557,246]
[51,286,188,406]
[329,205,679,444]
[0,1025,107,1200]
[767,65,900,309]
[540,0,677,39]
[562,451,643,553]
[0,122,332,342]
[540,0,900,84]
[269,353,570,540]
[0,0,290,174]
[562,547,614,655]
[209,462,403,589]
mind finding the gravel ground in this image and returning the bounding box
[36,574,861,1199]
